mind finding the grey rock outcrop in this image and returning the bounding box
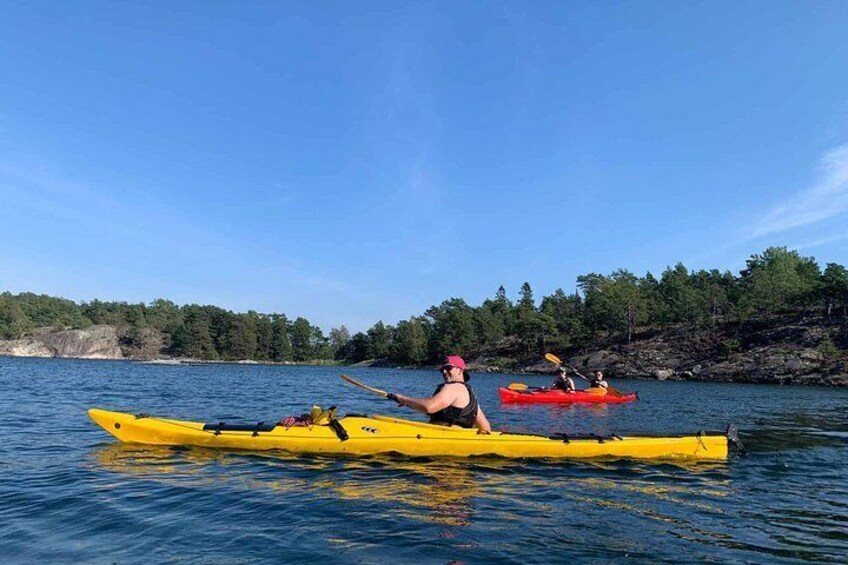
[549,320,848,386]
[0,339,53,357]
[0,326,124,360]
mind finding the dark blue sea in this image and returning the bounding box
[1,357,846,563]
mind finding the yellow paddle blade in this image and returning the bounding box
[606,385,625,398]
[507,382,529,391]
[545,353,563,366]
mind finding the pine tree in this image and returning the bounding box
[392,317,429,364]
[289,317,313,362]
[329,325,351,359]
[226,316,258,360]
[270,314,292,361]
[426,298,476,359]
[0,294,33,339]
[515,282,540,353]
[822,263,848,319]
[740,247,821,315]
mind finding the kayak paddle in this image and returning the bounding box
[340,374,401,403]
[340,374,388,396]
[544,353,625,397]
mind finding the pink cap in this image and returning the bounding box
[442,355,467,370]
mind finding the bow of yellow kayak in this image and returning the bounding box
[88,408,734,461]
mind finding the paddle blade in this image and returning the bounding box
[544,353,563,366]
[507,382,529,391]
[606,385,625,397]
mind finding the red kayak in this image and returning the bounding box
[499,387,638,404]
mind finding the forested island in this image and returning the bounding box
[1,246,847,385]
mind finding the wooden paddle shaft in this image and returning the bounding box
[340,374,388,397]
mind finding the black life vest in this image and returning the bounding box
[428,382,479,428]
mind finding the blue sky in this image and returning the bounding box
[2,1,847,332]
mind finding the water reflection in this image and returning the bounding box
[90,441,735,538]
[327,461,478,529]
[91,443,335,494]
[91,444,534,532]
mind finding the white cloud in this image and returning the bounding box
[751,144,848,238]
[791,231,848,251]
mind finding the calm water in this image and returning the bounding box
[1,357,846,564]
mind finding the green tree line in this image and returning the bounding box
[2,247,847,363]
[0,295,338,362]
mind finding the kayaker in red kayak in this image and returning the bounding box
[390,355,492,434]
[590,371,609,390]
[551,367,576,392]
[571,366,609,391]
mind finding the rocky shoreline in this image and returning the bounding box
[470,318,848,387]
[1,320,846,386]
[0,326,124,360]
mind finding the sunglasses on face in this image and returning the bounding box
[441,365,454,373]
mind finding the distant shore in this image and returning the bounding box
[2,320,846,387]
[2,351,847,388]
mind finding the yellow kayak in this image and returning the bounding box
[88,408,735,461]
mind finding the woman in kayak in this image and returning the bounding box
[551,367,576,392]
[390,355,492,434]
[589,371,609,390]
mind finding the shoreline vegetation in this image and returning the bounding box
[2,246,847,386]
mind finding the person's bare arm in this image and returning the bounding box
[395,386,456,415]
[475,405,492,433]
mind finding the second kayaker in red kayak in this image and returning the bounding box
[589,371,609,390]
[389,355,492,434]
[571,366,610,392]
[551,367,576,392]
